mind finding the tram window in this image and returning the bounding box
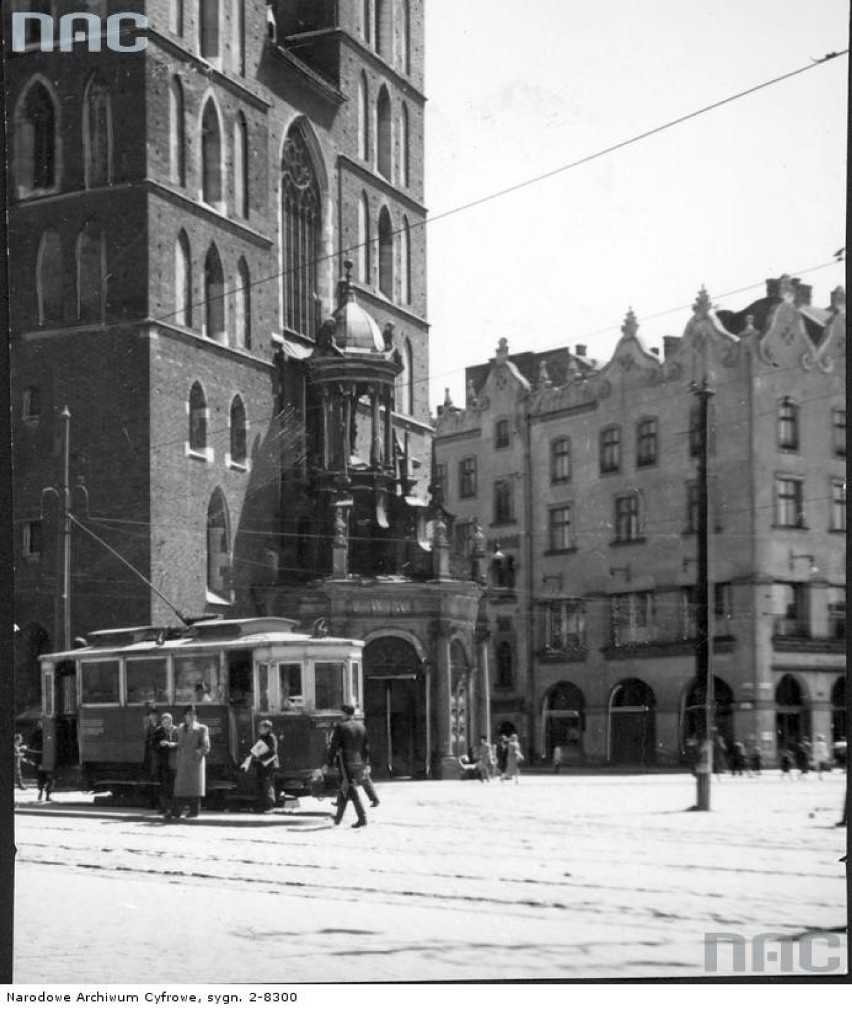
[126,658,168,704]
[81,660,120,704]
[228,650,252,705]
[351,662,361,708]
[315,662,345,710]
[279,663,303,710]
[174,655,223,703]
[258,663,270,711]
[57,660,78,714]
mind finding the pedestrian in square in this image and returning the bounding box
[245,719,279,813]
[166,705,210,820]
[747,740,762,775]
[794,738,810,777]
[29,720,53,801]
[326,704,370,828]
[506,733,524,784]
[731,740,746,776]
[14,733,32,789]
[496,734,509,780]
[812,735,831,778]
[476,735,494,782]
[152,712,178,813]
[779,747,793,778]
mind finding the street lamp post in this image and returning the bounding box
[693,379,715,811]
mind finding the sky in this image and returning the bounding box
[422,0,849,410]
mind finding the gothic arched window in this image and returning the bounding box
[281,125,321,338]
[76,224,105,323]
[235,257,251,349]
[36,230,63,326]
[204,244,225,341]
[376,86,391,180]
[357,73,369,161]
[375,0,390,58]
[207,490,231,599]
[200,0,221,64]
[230,397,247,466]
[378,206,393,299]
[400,216,411,305]
[399,0,410,74]
[83,76,111,189]
[189,382,208,452]
[399,102,410,187]
[201,98,223,208]
[395,337,411,416]
[17,80,58,193]
[358,192,371,283]
[175,231,192,328]
[169,77,186,186]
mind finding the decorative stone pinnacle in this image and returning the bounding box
[778,275,795,302]
[621,308,638,339]
[693,286,712,317]
[496,336,509,361]
[443,387,453,408]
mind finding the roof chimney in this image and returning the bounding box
[575,344,587,357]
[663,336,681,360]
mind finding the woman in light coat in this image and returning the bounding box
[167,706,211,819]
[505,733,524,784]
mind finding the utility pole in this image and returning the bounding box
[42,406,73,652]
[693,379,715,810]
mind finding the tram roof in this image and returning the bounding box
[38,617,364,660]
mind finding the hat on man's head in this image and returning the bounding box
[183,704,197,716]
[341,703,355,716]
[259,719,273,729]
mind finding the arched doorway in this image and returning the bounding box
[450,640,471,759]
[681,675,735,752]
[775,674,808,751]
[363,636,425,779]
[831,676,846,743]
[609,678,656,765]
[542,681,585,766]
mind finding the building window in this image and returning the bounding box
[453,519,472,557]
[16,80,58,193]
[400,217,411,305]
[189,383,207,453]
[495,642,513,689]
[610,593,655,645]
[543,599,585,653]
[495,419,510,449]
[614,493,640,543]
[170,1,185,35]
[714,582,733,621]
[774,583,808,638]
[491,550,515,588]
[493,480,513,525]
[83,76,111,189]
[357,73,369,161]
[22,386,41,421]
[235,258,251,349]
[175,231,192,328]
[548,505,574,552]
[233,114,249,218]
[22,520,44,558]
[550,437,571,483]
[376,86,392,180]
[828,588,846,639]
[357,192,371,283]
[378,206,393,298]
[459,457,477,499]
[200,0,221,64]
[233,0,246,76]
[433,462,447,501]
[207,490,231,600]
[204,244,225,341]
[281,124,320,338]
[774,476,804,528]
[399,103,410,186]
[375,0,390,58]
[76,224,106,323]
[399,0,410,74]
[362,0,372,42]
[685,481,699,533]
[394,338,412,416]
[832,408,845,457]
[830,479,846,531]
[600,425,621,474]
[169,77,186,186]
[229,397,247,466]
[36,229,63,326]
[636,417,658,467]
[778,398,799,451]
[201,98,223,207]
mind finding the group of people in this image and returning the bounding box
[460,732,525,783]
[142,703,211,819]
[778,735,835,779]
[13,720,53,800]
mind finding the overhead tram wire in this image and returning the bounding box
[149,51,848,330]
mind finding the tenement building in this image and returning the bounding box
[434,278,846,767]
[8,1,484,778]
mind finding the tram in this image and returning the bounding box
[37,616,364,806]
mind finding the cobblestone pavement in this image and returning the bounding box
[12,772,848,983]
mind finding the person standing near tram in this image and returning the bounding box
[326,704,373,828]
[152,712,178,813]
[166,705,211,820]
[246,719,279,813]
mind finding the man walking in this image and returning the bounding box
[326,704,373,828]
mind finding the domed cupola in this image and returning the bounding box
[332,263,386,354]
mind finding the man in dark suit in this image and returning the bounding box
[326,704,372,828]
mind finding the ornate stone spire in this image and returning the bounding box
[621,307,639,339]
[537,359,552,389]
[692,286,712,318]
[496,336,510,361]
[466,378,478,406]
[443,387,454,409]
